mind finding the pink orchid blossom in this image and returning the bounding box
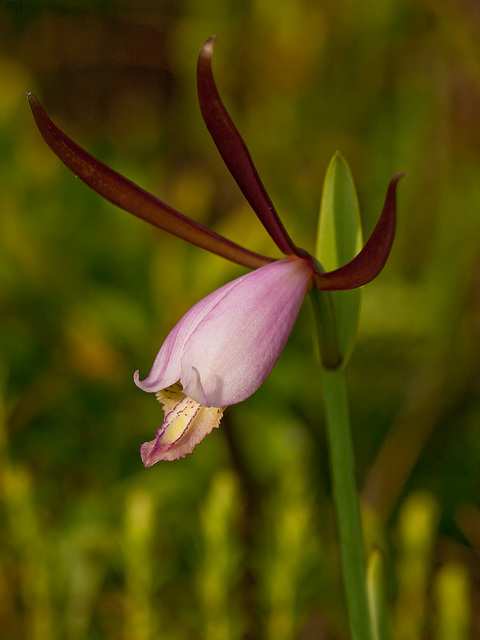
[135,256,312,465]
[27,36,402,465]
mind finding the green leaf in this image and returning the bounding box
[367,548,391,640]
[315,152,362,365]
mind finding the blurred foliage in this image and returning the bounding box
[0,0,480,638]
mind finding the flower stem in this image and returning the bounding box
[321,367,372,640]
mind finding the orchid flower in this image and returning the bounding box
[28,36,402,465]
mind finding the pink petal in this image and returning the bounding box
[135,257,312,407]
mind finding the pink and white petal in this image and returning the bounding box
[180,257,312,407]
[134,277,242,392]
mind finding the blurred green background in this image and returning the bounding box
[1,1,480,638]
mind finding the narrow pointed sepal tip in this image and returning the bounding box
[313,172,404,291]
[201,35,217,54]
[26,92,42,116]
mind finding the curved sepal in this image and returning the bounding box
[313,172,404,290]
[197,36,302,258]
[27,92,272,270]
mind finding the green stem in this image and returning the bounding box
[321,367,372,640]
[308,286,343,371]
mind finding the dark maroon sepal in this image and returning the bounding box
[27,92,273,270]
[314,173,404,290]
[197,36,303,258]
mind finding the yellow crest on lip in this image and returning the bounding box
[140,383,224,466]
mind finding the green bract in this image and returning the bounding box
[314,153,363,368]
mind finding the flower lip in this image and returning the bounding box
[140,383,225,465]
